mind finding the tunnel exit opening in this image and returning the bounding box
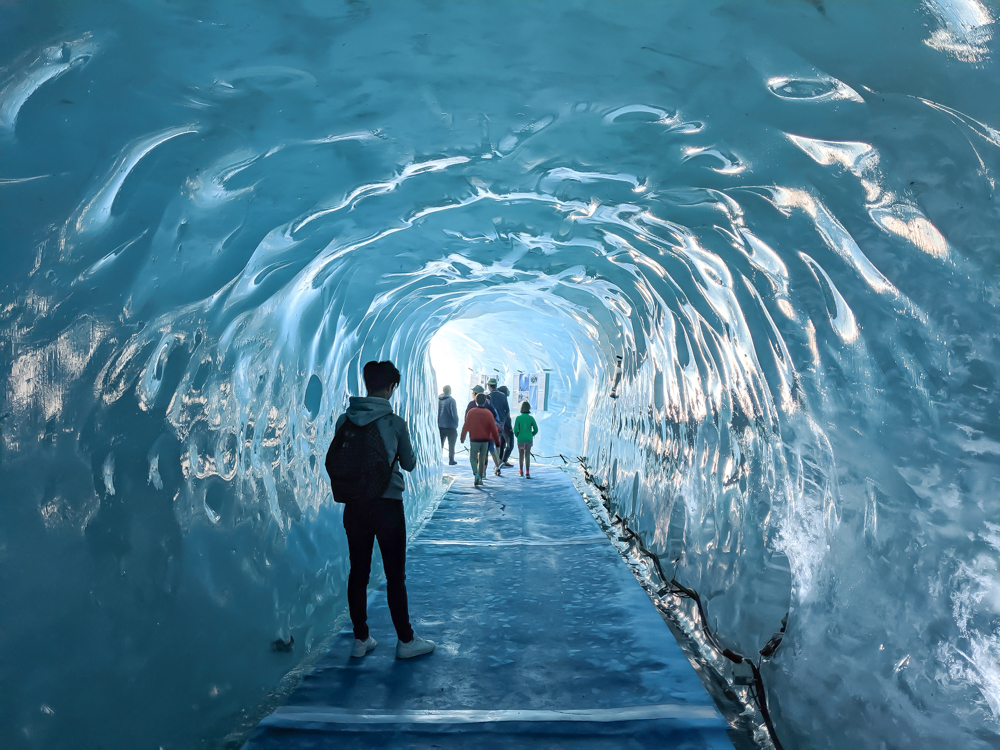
[421,301,612,464]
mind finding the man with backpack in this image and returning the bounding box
[325,360,435,660]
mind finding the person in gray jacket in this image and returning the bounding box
[335,360,435,660]
[437,385,459,465]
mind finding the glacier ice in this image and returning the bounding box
[2,1,1000,748]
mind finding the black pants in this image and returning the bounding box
[439,427,457,462]
[501,422,515,463]
[343,499,413,643]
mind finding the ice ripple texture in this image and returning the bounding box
[2,1,1000,749]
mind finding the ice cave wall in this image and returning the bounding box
[2,1,1000,749]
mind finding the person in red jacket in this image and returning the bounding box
[460,393,501,487]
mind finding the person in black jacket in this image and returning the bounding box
[497,385,515,467]
[487,378,512,469]
[437,385,459,465]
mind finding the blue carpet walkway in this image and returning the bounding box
[243,466,734,749]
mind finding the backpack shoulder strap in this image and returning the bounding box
[373,413,400,467]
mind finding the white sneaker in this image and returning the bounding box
[395,633,435,659]
[350,636,377,658]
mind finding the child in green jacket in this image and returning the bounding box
[513,400,539,478]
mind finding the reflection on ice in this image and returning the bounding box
[787,133,951,260]
[65,125,200,245]
[0,33,97,133]
[923,0,994,61]
[766,75,864,103]
[799,253,859,344]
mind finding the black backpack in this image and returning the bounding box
[325,418,397,503]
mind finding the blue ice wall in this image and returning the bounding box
[2,1,1000,748]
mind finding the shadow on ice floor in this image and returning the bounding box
[242,466,735,749]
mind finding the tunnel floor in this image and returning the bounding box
[242,467,733,749]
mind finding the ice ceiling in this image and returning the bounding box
[3,1,1000,748]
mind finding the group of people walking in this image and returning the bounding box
[325,362,541,664]
[437,378,539,485]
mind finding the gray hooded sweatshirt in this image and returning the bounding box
[335,396,416,501]
[437,393,459,429]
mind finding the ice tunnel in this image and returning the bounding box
[3,0,1000,748]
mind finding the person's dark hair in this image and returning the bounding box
[520,400,531,414]
[475,393,487,407]
[498,385,509,396]
[363,360,401,394]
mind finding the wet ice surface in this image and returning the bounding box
[243,467,733,750]
[2,1,1000,748]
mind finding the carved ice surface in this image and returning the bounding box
[1,1,999,748]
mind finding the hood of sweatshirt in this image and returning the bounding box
[344,396,394,426]
[438,394,451,401]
